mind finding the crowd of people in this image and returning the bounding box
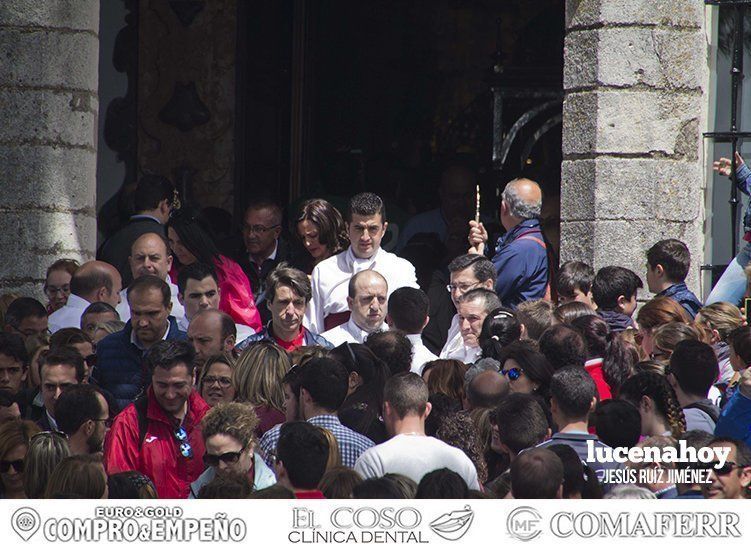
[0,159,750,500]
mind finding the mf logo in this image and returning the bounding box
[507,507,542,541]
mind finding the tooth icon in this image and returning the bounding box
[430,505,474,541]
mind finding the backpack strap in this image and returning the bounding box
[513,229,553,301]
[133,395,150,450]
[683,401,720,424]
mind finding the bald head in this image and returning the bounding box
[71,261,122,307]
[187,309,236,366]
[466,370,508,409]
[348,270,388,333]
[129,233,172,280]
[501,178,542,229]
[348,270,388,299]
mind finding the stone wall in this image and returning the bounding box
[0,1,99,297]
[561,0,709,294]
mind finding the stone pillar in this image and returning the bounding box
[561,1,709,293]
[0,1,99,298]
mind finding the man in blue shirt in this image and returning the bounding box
[468,178,548,308]
[646,239,702,319]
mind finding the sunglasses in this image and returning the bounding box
[203,447,246,467]
[696,461,749,476]
[0,459,23,473]
[173,427,193,459]
[501,368,524,381]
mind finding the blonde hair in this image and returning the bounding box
[319,427,341,471]
[651,322,702,361]
[23,431,71,499]
[201,402,260,448]
[93,320,126,338]
[696,302,744,342]
[198,353,236,398]
[233,342,290,412]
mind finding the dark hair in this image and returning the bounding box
[265,264,312,303]
[5,297,47,329]
[676,430,714,472]
[176,262,217,295]
[0,331,29,368]
[365,330,413,375]
[134,174,174,212]
[46,259,80,280]
[498,340,554,398]
[298,357,349,411]
[479,307,522,360]
[55,384,103,436]
[550,366,597,420]
[415,469,469,499]
[297,199,348,255]
[352,477,407,499]
[594,399,642,448]
[557,261,594,298]
[39,347,85,383]
[571,315,636,395]
[249,484,295,499]
[127,275,171,307]
[81,302,118,320]
[197,472,252,499]
[70,267,114,299]
[553,301,596,324]
[145,340,196,375]
[107,471,158,499]
[707,437,751,468]
[383,372,429,419]
[669,339,718,397]
[538,325,587,370]
[244,198,283,226]
[168,208,223,266]
[591,266,643,310]
[447,254,496,285]
[491,393,549,455]
[425,392,461,437]
[387,287,429,334]
[277,422,329,489]
[457,288,502,315]
[646,239,691,283]
[436,411,488,483]
[422,359,467,405]
[619,371,686,437]
[548,444,602,499]
[515,299,554,341]
[347,192,386,222]
[318,467,364,499]
[728,326,751,368]
[50,328,91,351]
[511,448,563,499]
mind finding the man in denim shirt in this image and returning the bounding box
[646,239,702,319]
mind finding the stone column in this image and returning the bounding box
[0,1,99,298]
[561,1,709,293]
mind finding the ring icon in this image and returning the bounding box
[12,507,41,541]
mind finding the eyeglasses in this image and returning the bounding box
[501,368,524,381]
[696,461,749,476]
[44,285,70,296]
[84,354,97,367]
[446,282,480,294]
[243,224,280,234]
[93,417,113,428]
[201,376,232,388]
[174,427,193,459]
[203,446,246,467]
[0,459,23,473]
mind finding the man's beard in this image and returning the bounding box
[86,431,104,453]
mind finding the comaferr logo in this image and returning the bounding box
[507,507,542,541]
[429,506,474,541]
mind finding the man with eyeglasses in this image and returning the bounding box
[4,297,49,339]
[702,437,751,499]
[306,192,418,334]
[189,402,276,498]
[36,347,86,432]
[98,174,176,288]
[49,261,123,334]
[55,384,110,455]
[436,254,495,363]
[104,340,209,499]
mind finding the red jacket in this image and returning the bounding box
[103,387,210,499]
[214,256,263,332]
[585,358,612,401]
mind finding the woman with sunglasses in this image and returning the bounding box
[0,420,40,499]
[189,402,276,499]
[497,339,553,398]
[167,209,262,332]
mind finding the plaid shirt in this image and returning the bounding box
[259,414,375,468]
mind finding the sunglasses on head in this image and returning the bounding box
[501,367,524,381]
[203,447,246,467]
[173,426,193,459]
[696,461,748,476]
[0,459,23,473]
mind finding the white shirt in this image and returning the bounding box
[49,294,93,333]
[439,314,481,364]
[130,319,172,350]
[321,318,388,347]
[407,333,437,374]
[117,278,184,322]
[354,433,480,490]
[177,313,254,344]
[305,247,418,334]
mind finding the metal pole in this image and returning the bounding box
[730,4,745,256]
